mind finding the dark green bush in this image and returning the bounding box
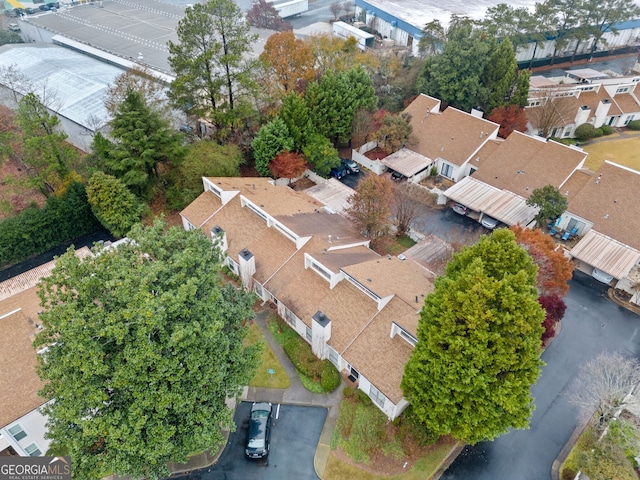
[320,360,340,392]
[594,128,603,138]
[574,123,597,141]
[627,120,640,130]
[355,388,373,406]
[560,468,578,480]
[343,386,355,398]
[600,125,613,135]
[0,183,101,268]
[396,405,439,447]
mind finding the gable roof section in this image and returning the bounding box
[612,93,640,114]
[445,176,539,226]
[341,256,434,306]
[404,96,499,167]
[341,297,417,403]
[570,230,640,279]
[0,291,47,427]
[576,89,621,116]
[180,190,223,227]
[472,131,587,197]
[382,148,434,177]
[567,161,640,250]
[403,234,453,276]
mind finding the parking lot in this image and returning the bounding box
[177,402,327,480]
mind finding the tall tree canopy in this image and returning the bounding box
[346,174,393,240]
[95,90,185,198]
[252,117,294,176]
[35,220,261,480]
[306,67,377,143]
[168,0,258,132]
[260,30,316,95]
[526,184,569,226]
[402,229,545,444]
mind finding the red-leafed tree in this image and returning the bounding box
[539,294,567,345]
[268,151,308,183]
[246,0,292,31]
[511,225,574,297]
[487,105,528,139]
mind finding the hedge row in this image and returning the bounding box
[0,183,102,268]
[280,324,340,392]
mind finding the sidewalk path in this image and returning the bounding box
[166,309,345,479]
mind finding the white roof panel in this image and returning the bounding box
[570,229,640,280]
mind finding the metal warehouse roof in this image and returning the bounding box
[445,176,539,227]
[382,148,433,178]
[570,229,640,280]
[0,44,124,130]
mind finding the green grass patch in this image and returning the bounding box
[583,136,640,172]
[266,315,339,393]
[244,322,290,389]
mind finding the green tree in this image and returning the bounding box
[418,20,446,57]
[97,90,185,198]
[278,92,313,152]
[168,0,259,131]
[526,184,569,226]
[0,30,23,46]
[302,133,340,177]
[584,0,640,59]
[86,171,146,237]
[252,117,294,176]
[166,141,242,210]
[401,229,544,444]
[375,112,413,154]
[306,67,377,143]
[480,4,531,49]
[417,22,489,112]
[482,38,518,112]
[15,93,78,196]
[35,220,261,480]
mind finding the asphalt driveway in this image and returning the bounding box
[339,170,365,189]
[177,402,327,480]
[441,271,640,480]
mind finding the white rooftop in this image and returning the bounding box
[0,44,124,129]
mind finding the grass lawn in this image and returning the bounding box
[245,321,290,389]
[324,441,455,480]
[375,234,417,256]
[583,136,640,172]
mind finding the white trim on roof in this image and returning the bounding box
[570,229,640,280]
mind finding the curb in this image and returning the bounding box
[608,288,640,315]
[550,415,592,480]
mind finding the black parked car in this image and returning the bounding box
[245,402,272,459]
[25,7,37,14]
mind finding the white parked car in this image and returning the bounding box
[481,215,499,229]
[452,203,468,215]
[592,268,614,284]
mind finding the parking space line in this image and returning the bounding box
[276,403,280,420]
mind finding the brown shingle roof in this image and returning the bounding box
[612,93,640,114]
[0,289,47,427]
[576,90,621,116]
[404,95,499,167]
[180,190,222,227]
[200,197,297,283]
[341,256,434,306]
[342,297,417,403]
[567,161,640,250]
[472,131,587,197]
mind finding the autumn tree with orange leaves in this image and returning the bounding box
[511,225,573,297]
[268,151,308,184]
[487,105,528,139]
[260,31,316,95]
[347,175,394,241]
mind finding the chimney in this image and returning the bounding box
[238,249,256,290]
[210,225,228,253]
[312,311,332,360]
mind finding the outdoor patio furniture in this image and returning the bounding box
[561,231,570,241]
[570,227,578,235]
[550,228,557,236]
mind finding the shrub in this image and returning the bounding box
[574,123,597,141]
[355,388,373,406]
[0,183,101,268]
[430,165,438,176]
[320,361,340,392]
[396,405,439,448]
[600,125,613,135]
[627,120,640,130]
[594,128,603,138]
[343,386,355,398]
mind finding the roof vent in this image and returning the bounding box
[604,213,609,219]
[398,254,406,260]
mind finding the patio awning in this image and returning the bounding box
[570,229,640,280]
[382,148,433,178]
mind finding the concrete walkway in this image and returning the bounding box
[166,309,345,479]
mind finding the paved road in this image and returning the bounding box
[412,204,485,245]
[441,271,640,480]
[177,402,326,480]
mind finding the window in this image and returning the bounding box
[185,220,196,231]
[254,282,263,297]
[305,326,312,342]
[8,424,26,441]
[227,257,237,274]
[441,163,454,179]
[245,202,268,222]
[369,385,387,408]
[399,329,417,347]
[208,184,221,198]
[284,308,297,328]
[24,443,41,457]
[625,115,635,125]
[616,87,630,94]
[311,262,331,280]
[328,348,339,368]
